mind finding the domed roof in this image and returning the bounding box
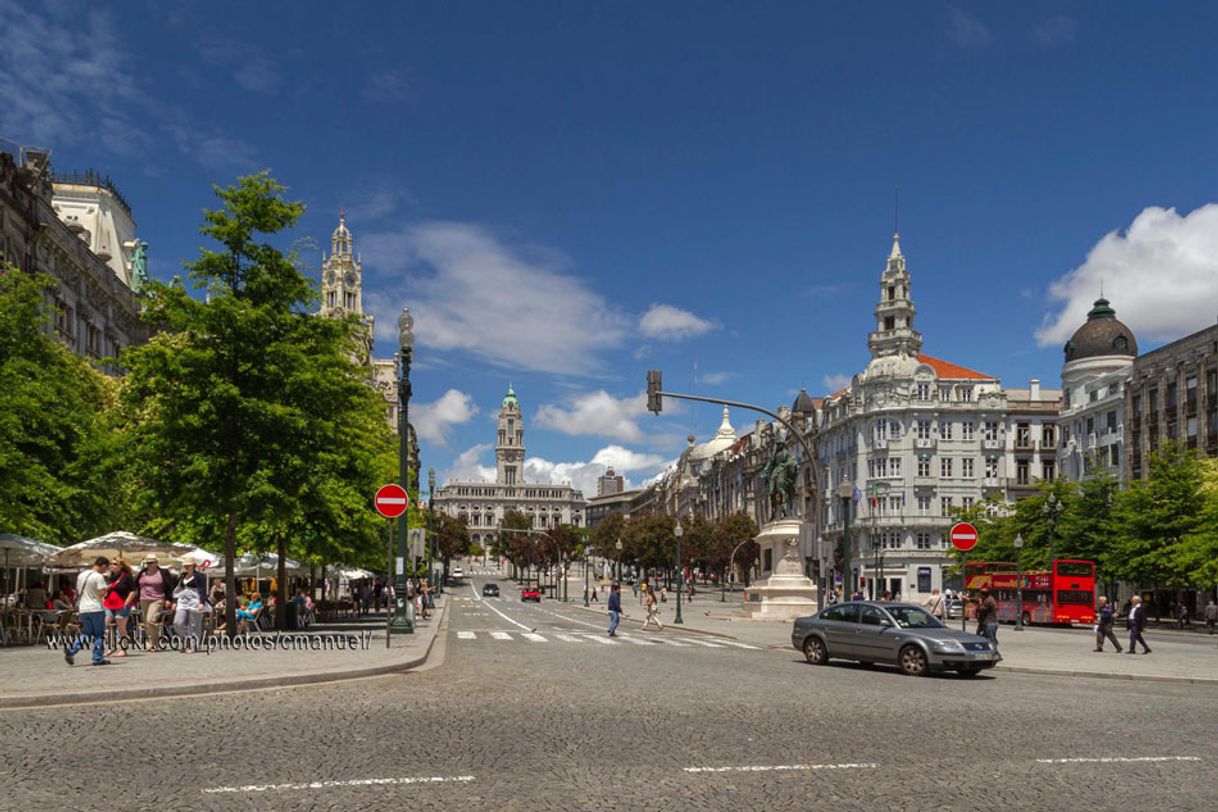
[502,385,519,409]
[792,388,817,414]
[1064,298,1137,363]
[690,407,738,460]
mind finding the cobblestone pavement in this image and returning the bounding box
[5,573,1217,811]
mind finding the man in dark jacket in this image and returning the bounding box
[1127,595,1151,654]
[975,589,999,647]
[1094,596,1122,652]
[607,583,622,637]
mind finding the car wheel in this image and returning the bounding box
[899,645,929,677]
[957,666,982,678]
[802,636,828,665]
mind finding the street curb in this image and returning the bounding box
[995,664,1218,686]
[0,601,449,710]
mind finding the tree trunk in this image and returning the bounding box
[223,511,238,638]
[276,535,288,631]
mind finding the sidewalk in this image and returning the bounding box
[0,598,448,709]
[573,597,1218,685]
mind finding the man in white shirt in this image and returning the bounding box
[65,557,111,666]
[922,588,946,620]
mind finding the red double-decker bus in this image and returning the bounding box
[963,560,1096,626]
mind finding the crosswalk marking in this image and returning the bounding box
[677,637,724,648]
[456,631,475,639]
[555,634,583,643]
[657,638,692,647]
[452,630,758,650]
[522,633,547,642]
[585,635,617,645]
[619,635,658,646]
[490,632,512,640]
[715,639,760,650]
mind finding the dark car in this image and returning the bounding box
[520,586,542,602]
[791,601,1000,677]
[482,583,500,597]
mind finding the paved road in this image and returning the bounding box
[6,572,1217,811]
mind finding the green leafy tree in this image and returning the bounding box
[1057,472,1118,583]
[435,513,471,574]
[1180,458,1218,589]
[712,512,759,586]
[0,266,123,544]
[497,509,532,577]
[120,173,391,634]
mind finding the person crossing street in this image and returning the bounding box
[1127,595,1152,655]
[607,583,622,637]
[641,584,664,631]
[1094,596,1122,652]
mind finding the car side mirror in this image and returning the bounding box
[879,619,893,628]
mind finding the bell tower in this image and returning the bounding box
[867,232,923,359]
[496,386,524,486]
[319,211,373,355]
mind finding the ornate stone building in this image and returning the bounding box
[432,387,586,549]
[0,141,146,371]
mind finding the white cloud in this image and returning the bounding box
[200,38,282,94]
[822,373,852,392]
[534,390,648,442]
[1034,16,1077,47]
[442,444,496,484]
[638,304,716,341]
[412,389,478,446]
[1036,204,1218,347]
[947,8,992,49]
[701,371,732,385]
[524,445,667,496]
[344,189,412,223]
[361,222,629,374]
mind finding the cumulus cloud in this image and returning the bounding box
[701,371,732,385]
[412,389,478,446]
[1036,204,1218,347]
[442,444,496,484]
[822,373,852,392]
[639,304,717,341]
[534,390,648,442]
[947,8,992,49]
[524,445,667,496]
[361,223,629,374]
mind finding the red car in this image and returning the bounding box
[520,586,542,602]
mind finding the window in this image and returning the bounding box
[889,420,902,438]
[917,495,931,515]
[344,292,356,310]
[1089,389,1098,403]
[962,422,975,441]
[915,532,932,550]
[1086,417,1094,436]
[941,457,953,478]
[917,420,932,439]
[874,421,887,441]
[888,495,903,514]
[1109,444,1121,466]
[1106,411,1118,433]
[960,387,973,402]
[1042,424,1056,447]
[327,291,336,308]
[1167,382,1178,409]
[916,382,930,401]
[940,421,953,440]
[917,456,931,477]
[962,496,975,509]
[984,421,1000,441]
[889,457,901,476]
[1132,395,1142,418]
[985,457,999,478]
[1016,423,1031,447]
[1149,388,1159,412]
[821,604,858,623]
[1042,460,1056,482]
[939,386,952,402]
[1016,460,1030,485]
[940,496,953,516]
[962,458,975,478]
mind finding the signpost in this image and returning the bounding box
[949,522,978,552]
[375,484,411,645]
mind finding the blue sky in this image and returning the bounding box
[4,1,1217,496]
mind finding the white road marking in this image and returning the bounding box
[1037,757,1202,765]
[583,634,617,645]
[522,633,548,642]
[475,589,536,631]
[677,637,724,648]
[490,632,512,640]
[684,763,877,774]
[713,639,760,650]
[654,638,692,647]
[555,634,583,643]
[618,635,658,646]
[466,584,482,602]
[203,775,476,793]
[456,631,475,640]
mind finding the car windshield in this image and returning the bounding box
[885,606,943,629]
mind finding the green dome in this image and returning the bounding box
[502,385,519,408]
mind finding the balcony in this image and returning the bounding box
[982,439,1002,450]
[1013,438,1034,452]
[872,438,888,449]
[914,437,936,449]
[982,476,1006,489]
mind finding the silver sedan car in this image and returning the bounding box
[791,601,1001,677]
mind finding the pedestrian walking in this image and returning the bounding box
[64,557,112,666]
[922,588,945,620]
[102,558,136,658]
[1127,595,1152,654]
[590,584,599,603]
[1205,600,1217,634]
[136,555,175,652]
[607,583,622,637]
[1176,603,1191,629]
[976,588,999,648]
[1094,596,1122,652]
[172,555,207,653]
[641,585,664,631]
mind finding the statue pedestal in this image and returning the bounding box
[744,518,819,621]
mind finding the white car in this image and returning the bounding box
[452,567,464,579]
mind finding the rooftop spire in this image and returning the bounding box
[890,231,902,259]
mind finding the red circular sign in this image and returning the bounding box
[949,522,979,552]
[374,483,410,518]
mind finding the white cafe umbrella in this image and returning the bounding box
[48,531,194,567]
[0,534,63,568]
[222,553,302,577]
[337,566,376,581]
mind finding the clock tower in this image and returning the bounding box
[319,211,374,354]
[496,386,525,486]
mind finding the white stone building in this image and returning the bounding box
[816,234,1009,599]
[433,387,586,549]
[1003,378,1062,498]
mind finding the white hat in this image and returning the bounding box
[180,554,198,567]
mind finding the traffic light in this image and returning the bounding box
[646,369,662,413]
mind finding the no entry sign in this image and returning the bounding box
[949,522,978,552]
[374,483,410,518]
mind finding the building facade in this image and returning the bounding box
[0,141,146,370]
[433,387,586,549]
[816,234,1010,599]
[596,466,625,497]
[1004,378,1062,498]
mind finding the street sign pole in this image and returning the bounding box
[375,483,413,636]
[949,522,979,632]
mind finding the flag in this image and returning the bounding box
[853,483,862,504]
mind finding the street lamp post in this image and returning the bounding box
[836,480,856,601]
[1043,493,1062,569]
[1014,533,1025,631]
[428,467,439,595]
[389,307,415,635]
[615,538,623,583]
[583,550,591,606]
[673,520,685,625]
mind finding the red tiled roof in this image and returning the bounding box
[917,353,993,380]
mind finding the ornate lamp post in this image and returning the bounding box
[615,538,623,583]
[673,520,685,625]
[428,467,439,595]
[1014,533,1025,631]
[835,480,856,600]
[583,547,591,607]
[389,307,415,635]
[1042,493,1062,569]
